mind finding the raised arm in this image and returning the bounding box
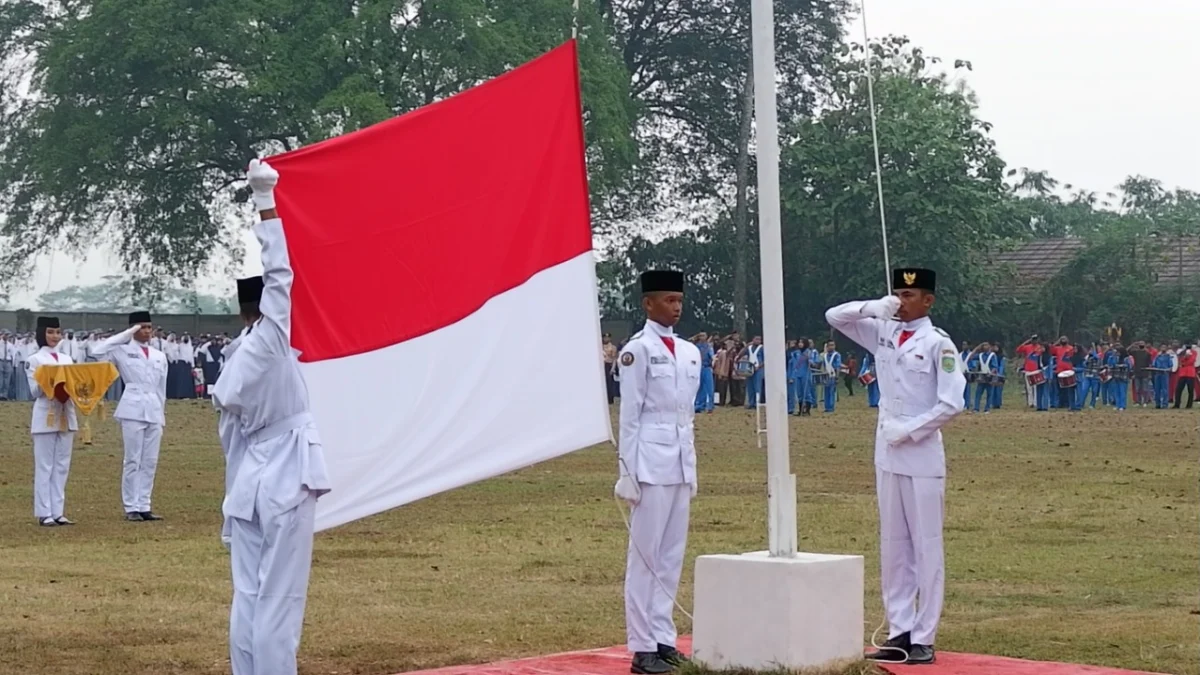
[824,295,900,354]
[90,324,139,358]
[247,159,293,357]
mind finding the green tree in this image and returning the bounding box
[0,0,637,295]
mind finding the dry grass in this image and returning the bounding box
[0,397,1196,675]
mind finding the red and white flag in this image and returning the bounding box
[268,40,611,532]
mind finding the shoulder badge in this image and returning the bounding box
[620,352,634,367]
[941,353,957,374]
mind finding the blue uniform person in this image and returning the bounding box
[819,342,842,413]
[1152,346,1172,408]
[1079,346,1101,409]
[743,337,764,409]
[860,351,880,408]
[989,346,1006,410]
[693,333,714,413]
[971,343,995,412]
[786,341,801,414]
[792,339,816,416]
[1105,348,1126,410]
[960,343,975,408]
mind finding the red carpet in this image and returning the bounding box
[398,637,1168,675]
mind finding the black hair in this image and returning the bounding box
[35,325,57,348]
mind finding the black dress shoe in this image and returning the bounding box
[39,518,58,527]
[906,644,935,665]
[139,512,163,521]
[125,512,144,522]
[630,651,674,674]
[54,517,74,526]
[656,643,688,666]
[865,631,910,662]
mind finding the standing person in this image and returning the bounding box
[692,332,715,413]
[989,343,1006,410]
[91,311,169,522]
[820,341,842,413]
[971,342,994,413]
[712,339,732,407]
[1152,345,1173,409]
[26,317,79,527]
[742,336,764,409]
[602,333,619,404]
[792,339,815,416]
[860,350,880,408]
[826,269,965,665]
[1174,343,1196,409]
[1130,342,1152,408]
[843,352,858,398]
[786,339,801,414]
[0,333,11,400]
[959,341,976,409]
[614,269,699,675]
[213,159,331,675]
[729,343,749,408]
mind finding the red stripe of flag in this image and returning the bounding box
[269,40,593,363]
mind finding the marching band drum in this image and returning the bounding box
[858,370,877,387]
[1026,369,1047,387]
[1056,369,1077,389]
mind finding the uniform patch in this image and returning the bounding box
[650,356,670,365]
[941,355,957,373]
[941,348,956,355]
[620,352,634,367]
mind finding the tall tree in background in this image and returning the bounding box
[0,0,637,297]
[598,0,852,332]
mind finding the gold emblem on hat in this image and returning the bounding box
[903,272,916,286]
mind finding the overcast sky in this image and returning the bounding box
[7,0,1197,309]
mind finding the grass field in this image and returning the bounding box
[0,396,1196,675]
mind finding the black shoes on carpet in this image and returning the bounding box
[865,631,936,665]
[630,644,689,674]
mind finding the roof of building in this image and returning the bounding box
[992,236,1200,295]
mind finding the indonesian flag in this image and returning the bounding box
[267,40,611,532]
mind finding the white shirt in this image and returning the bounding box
[25,346,79,433]
[826,304,966,478]
[214,218,330,521]
[616,319,701,486]
[92,326,169,426]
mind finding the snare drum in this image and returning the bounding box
[995,375,1006,386]
[1056,369,1077,388]
[1026,370,1047,386]
[812,372,829,386]
[977,374,994,386]
[858,371,877,386]
[1099,367,1112,383]
[735,360,753,377]
[1113,365,1130,381]
[838,365,850,375]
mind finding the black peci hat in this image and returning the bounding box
[36,316,60,330]
[640,270,684,294]
[129,311,151,325]
[237,276,264,304]
[893,268,936,292]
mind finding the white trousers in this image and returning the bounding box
[230,491,316,675]
[32,432,74,519]
[625,483,690,653]
[121,420,163,513]
[876,468,945,646]
[1025,378,1037,407]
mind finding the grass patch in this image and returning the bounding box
[0,399,1196,674]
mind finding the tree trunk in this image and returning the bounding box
[732,67,754,335]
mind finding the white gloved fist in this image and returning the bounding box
[689,480,698,498]
[864,295,901,320]
[881,420,909,446]
[614,475,641,506]
[247,158,279,211]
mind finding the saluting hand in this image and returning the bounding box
[864,295,901,320]
[247,158,279,211]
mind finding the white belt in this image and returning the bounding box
[246,412,312,446]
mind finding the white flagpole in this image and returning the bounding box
[750,0,797,558]
[572,0,579,38]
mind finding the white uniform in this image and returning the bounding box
[26,346,79,521]
[216,327,250,549]
[92,326,169,514]
[825,303,966,647]
[213,217,330,675]
[617,320,701,654]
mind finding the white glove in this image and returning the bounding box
[863,295,901,320]
[247,158,279,211]
[614,475,641,505]
[689,479,698,498]
[881,420,909,446]
[220,534,232,551]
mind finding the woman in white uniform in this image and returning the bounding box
[26,316,78,527]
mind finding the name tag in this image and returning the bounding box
[650,356,670,365]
